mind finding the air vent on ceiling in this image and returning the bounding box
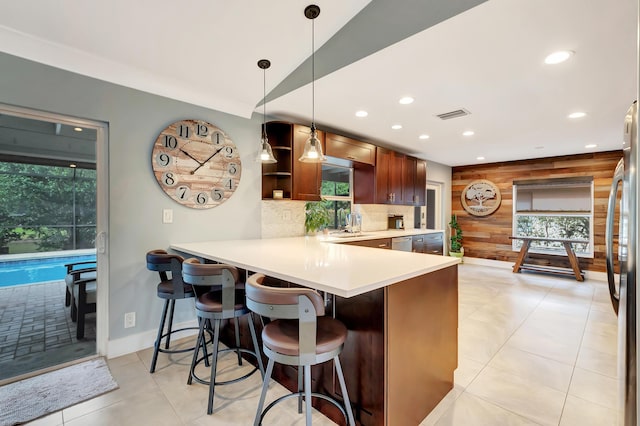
[436,108,471,120]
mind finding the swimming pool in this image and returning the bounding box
[0,254,96,287]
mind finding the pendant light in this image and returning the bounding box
[298,4,326,163]
[256,59,277,164]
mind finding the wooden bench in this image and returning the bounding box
[509,236,588,282]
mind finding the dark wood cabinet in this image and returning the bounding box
[344,238,391,250]
[262,121,325,201]
[425,233,443,255]
[375,148,426,206]
[375,147,404,204]
[402,156,417,205]
[415,159,427,206]
[402,156,427,206]
[292,124,325,201]
[261,122,293,200]
[325,133,376,165]
[413,233,443,255]
[262,121,427,206]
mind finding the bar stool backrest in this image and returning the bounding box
[245,273,325,363]
[146,249,186,298]
[182,258,240,317]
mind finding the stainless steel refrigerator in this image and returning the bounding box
[606,101,638,426]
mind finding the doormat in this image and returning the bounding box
[0,357,118,426]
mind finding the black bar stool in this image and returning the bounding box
[182,258,264,415]
[246,273,355,426]
[146,249,200,373]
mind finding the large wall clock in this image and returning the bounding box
[151,119,241,209]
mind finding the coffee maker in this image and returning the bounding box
[387,214,404,230]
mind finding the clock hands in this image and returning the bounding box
[190,145,225,174]
[180,149,204,166]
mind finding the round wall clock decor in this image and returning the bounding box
[151,119,241,209]
[461,179,501,216]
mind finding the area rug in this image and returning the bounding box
[0,357,118,426]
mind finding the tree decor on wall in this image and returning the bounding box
[461,179,501,216]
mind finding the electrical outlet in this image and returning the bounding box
[124,312,136,328]
[162,209,173,224]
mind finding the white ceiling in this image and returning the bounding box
[0,0,636,167]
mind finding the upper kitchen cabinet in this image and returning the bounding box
[292,124,325,201]
[261,121,293,200]
[325,133,376,165]
[375,149,426,206]
[375,147,404,204]
[402,156,427,206]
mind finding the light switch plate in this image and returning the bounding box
[162,209,173,224]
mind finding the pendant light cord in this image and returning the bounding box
[311,17,315,129]
[262,65,267,139]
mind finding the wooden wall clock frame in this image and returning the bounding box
[151,119,241,209]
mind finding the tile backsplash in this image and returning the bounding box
[261,200,417,238]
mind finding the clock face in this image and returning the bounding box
[151,119,241,209]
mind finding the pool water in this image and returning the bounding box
[0,255,96,287]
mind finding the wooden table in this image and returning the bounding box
[509,236,588,281]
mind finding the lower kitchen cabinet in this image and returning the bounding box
[413,233,444,255]
[343,238,391,249]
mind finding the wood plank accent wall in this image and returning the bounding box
[451,151,622,273]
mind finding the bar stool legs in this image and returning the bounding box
[253,355,354,426]
[188,312,264,415]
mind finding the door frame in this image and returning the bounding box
[426,181,443,230]
[0,103,109,356]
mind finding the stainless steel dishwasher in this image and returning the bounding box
[391,236,412,252]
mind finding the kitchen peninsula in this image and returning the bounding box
[171,236,459,425]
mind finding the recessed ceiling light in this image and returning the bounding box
[419,134,430,140]
[585,144,598,149]
[391,124,402,130]
[463,130,475,136]
[544,50,574,65]
[399,96,414,105]
[535,146,544,150]
[568,112,586,119]
[476,156,485,161]
[74,127,83,132]
[355,110,368,118]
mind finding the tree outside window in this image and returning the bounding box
[0,161,96,254]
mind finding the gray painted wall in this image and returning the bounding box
[0,52,263,342]
[0,52,452,353]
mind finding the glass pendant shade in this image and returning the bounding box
[298,5,325,163]
[257,134,277,163]
[298,126,325,162]
[256,59,277,164]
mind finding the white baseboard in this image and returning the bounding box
[460,256,608,283]
[106,319,199,359]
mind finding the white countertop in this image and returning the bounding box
[171,234,457,298]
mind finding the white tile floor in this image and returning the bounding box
[26,263,620,425]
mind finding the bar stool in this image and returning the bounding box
[146,249,199,373]
[182,257,264,415]
[246,273,355,426]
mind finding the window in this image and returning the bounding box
[320,163,352,230]
[0,158,96,254]
[512,177,593,256]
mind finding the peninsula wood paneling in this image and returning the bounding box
[451,151,622,273]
